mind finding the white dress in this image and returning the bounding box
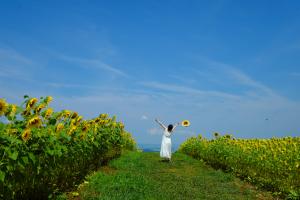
[160,128,172,159]
[155,119,178,160]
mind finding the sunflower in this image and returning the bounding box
[22,129,31,142]
[214,132,220,138]
[119,122,125,129]
[225,134,232,139]
[27,116,42,128]
[62,110,71,118]
[22,109,31,116]
[0,99,8,116]
[74,116,83,126]
[82,124,90,132]
[99,114,105,119]
[56,123,64,132]
[5,104,17,117]
[35,104,46,114]
[70,119,76,126]
[44,96,53,104]
[181,120,190,127]
[71,112,78,119]
[9,129,18,135]
[26,98,38,110]
[94,118,101,123]
[88,120,95,126]
[44,108,53,118]
[76,116,83,123]
[197,134,202,140]
[80,133,86,140]
[93,124,99,131]
[11,104,17,114]
[99,113,108,119]
[68,125,77,135]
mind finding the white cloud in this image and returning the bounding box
[45,82,99,89]
[0,48,32,65]
[193,58,285,101]
[59,55,129,77]
[140,81,241,100]
[141,115,148,120]
[0,48,38,83]
[227,68,276,96]
[169,74,197,84]
[0,67,26,79]
[1,51,300,145]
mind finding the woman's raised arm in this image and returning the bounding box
[172,122,180,132]
[155,118,166,129]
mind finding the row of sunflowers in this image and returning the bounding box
[178,133,300,199]
[0,96,136,199]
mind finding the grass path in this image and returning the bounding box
[66,151,276,200]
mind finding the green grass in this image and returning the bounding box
[66,151,276,200]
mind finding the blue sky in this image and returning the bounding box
[1,0,300,145]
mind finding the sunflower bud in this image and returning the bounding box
[44,96,53,104]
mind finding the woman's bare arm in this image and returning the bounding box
[155,118,167,129]
[172,122,180,132]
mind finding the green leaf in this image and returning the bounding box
[37,165,41,175]
[28,152,36,164]
[48,118,57,125]
[9,151,18,161]
[18,161,25,170]
[0,170,5,182]
[6,165,13,171]
[22,156,29,165]
[47,149,54,156]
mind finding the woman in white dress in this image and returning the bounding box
[155,118,180,161]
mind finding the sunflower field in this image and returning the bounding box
[0,96,136,199]
[178,134,300,199]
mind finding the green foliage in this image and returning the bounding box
[178,134,300,199]
[0,96,136,199]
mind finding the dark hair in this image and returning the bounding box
[167,124,173,132]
